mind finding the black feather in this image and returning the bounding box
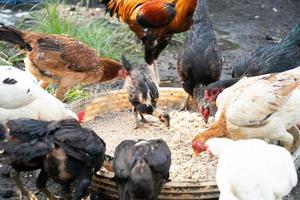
[2,78,17,85]
[233,22,300,78]
[177,0,222,98]
[0,26,32,51]
[113,139,171,200]
[6,119,52,142]
[121,55,133,72]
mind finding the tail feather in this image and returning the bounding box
[0,26,32,50]
[6,119,51,141]
[121,55,133,72]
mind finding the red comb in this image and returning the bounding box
[77,111,85,123]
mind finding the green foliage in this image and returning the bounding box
[29,1,142,59]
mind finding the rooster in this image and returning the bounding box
[102,0,197,86]
[121,56,170,128]
[0,65,82,123]
[177,0,222,114]
[0,118,106,200]
[0,26,128,100]
[199,22,300,122]
[203,138,297,200]
[113,139,171,200]
[192,66,300,155]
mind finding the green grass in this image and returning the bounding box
[0,0,184,102]
[28,1,141,60]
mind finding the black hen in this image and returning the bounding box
[199,22,300,123]
[233,22,300,78]
[0,119,54,200]
[121,56,170,128]
[43,120,106,200]
[177,0,222,112]
[113,139,171,200]
[0,118,106,200]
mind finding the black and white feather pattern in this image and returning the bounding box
[124,66,159,108]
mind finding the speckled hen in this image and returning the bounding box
[121,56,170,128]
[113,139,171,200]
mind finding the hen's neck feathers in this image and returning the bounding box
[193,112,230,143]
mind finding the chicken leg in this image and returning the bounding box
[10,169,38,200]
[148,61,160,87]
[178,94,190,111]
[36,169,59,200]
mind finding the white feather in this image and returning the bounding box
[0,66,78,123]
[206,138,298,200]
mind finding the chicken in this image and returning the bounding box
[0,65,80,124]
[0,26,128,100]
[202,138,297,200]
[0,118,106,200]
[192,66,300,154]
[177,0,222,113]
[199,22,300,122]
[121,56,170,128]
[102,0,197,85]
[113,139,171,200]
[0,119,55,200]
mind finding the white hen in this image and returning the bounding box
[192,66,300,153]
[205,138,298,200]
[0,66,78,123]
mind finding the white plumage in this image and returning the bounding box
[206,138,298,200]
[214,66,300,151]
[0,66,78,123]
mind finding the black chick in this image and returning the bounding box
[0,118,54,200]
[121,56,170,128]
[199,22,300,122]
[43,119,106,200]
[113,139,171,200]
[0,118,106,200]
[177,0,222,111]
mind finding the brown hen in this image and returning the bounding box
[0,26,128,100]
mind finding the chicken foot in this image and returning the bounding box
[133,108,150,129]
[36,169,59,200]
[178,94,190,111]
[10,169,38,200]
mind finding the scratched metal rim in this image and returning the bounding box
[68,87,300,200]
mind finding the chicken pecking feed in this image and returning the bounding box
[113,139,171,200]
[121,56,170,129]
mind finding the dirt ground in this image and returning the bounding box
[1,0,300,199]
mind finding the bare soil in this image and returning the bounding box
[1,0,300,199]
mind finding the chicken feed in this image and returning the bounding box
[83,110,217,182]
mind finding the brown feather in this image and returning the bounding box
[192,112,230,143]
